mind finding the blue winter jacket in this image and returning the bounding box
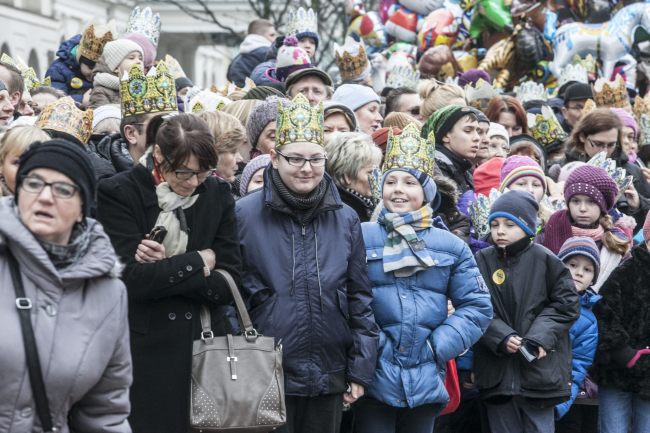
[555,289,601,419]
[45,35,92,104]
[361,220,493,408]
[235,171,379,397]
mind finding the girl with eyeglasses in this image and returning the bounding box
[96,113,242,433]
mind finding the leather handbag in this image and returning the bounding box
[190,269,286,432]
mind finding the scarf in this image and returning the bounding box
[378,204,436,277]
[593,246,623,292]
[93,72,120,90]
[270,168,328,225]
[571,225,605,242]
[38,223,91,269]
[344,187,379,218]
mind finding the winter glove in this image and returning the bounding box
[626,348,650,368]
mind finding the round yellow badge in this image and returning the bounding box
[70,77,83,89]
[492,269,506,285]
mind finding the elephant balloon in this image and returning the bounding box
[550,3,650,80]
[398,0,445,16]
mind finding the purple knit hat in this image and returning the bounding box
[499,155,546,192]
[457,69,491,87]
[240,154,271,196]
[125,33,156,68]
[611,108,638,141]
[564,165,618,213]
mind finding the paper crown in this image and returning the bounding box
[0,53,51,91]
[385,65,420,90]
[593,74,629,108]
[335,37,370,82]
[36,96,93,144]
[572,54,597,75]
[188,90,231,113]
[163,54,187,79]
[126,6,161,47]
[469,188,503,239]
[515,81,547,103]
[633,95,650,146]
[465,78,499,109]
[382,123,436,178]
[286,7,318,37]
[557,63,588,90]
[527,106,568,148]
[213,78,256,98]
[120,61,177,118]
[587,151,633,193]
[275,93,324,148]
[78,22,116,62]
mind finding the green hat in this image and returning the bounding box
[422,105,479,145]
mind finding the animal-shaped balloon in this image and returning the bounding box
[478,34,516,88]
[550,3,650,80]
[419,45,461,79]
[348,12,389,53]
[418,9,459,50]
[399,0,445,16]
[468,0,513,39]
[385,4,423,43]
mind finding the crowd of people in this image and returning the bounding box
[1,1,650,432]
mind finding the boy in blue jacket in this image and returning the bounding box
[555,236,601,433]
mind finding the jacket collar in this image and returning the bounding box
[437,144,473,172]
[581,288,602,307]
[496,236,533,259]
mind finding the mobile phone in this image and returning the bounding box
[148,226,168,244]
[519,344,537,363]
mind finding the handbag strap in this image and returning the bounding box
[6,247,55,432]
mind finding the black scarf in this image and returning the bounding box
[271,168,328,225]
[38,223,92,269]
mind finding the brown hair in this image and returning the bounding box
[600,214,630,255]
[248,19,274,36]
[155,114,217,171]
[0,63,24,98]
[485,96,529,134]
[566,108,623,156]
[120,112,149,139]
[198,111,246,154]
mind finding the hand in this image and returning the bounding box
[642,167,650,182]
[82,89,92,107]
[624,184,640,210]
[343,382,365,404]
[447,300,455,317]
[506,335,523,354]
[198,248,216,270]
[135,239,166,263]
[537,346,547,359]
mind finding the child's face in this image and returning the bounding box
[490,217,528,247]
[117,51,144,76]
[488,136,508,158]
[568,194,601,226]
[382,170,424,213]
[80,63,93,81]
[508,176,545,203]
[298,37,316,58]
[565,256,595,292]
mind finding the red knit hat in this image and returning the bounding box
[564,165,618,213]
[473,157,504,197]
[372,127,401,154]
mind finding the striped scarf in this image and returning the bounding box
[378,204,436,277]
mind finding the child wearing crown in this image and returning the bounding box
[354,123,492,433]
[89,39,144,109]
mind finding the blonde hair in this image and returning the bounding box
[324,132,382,189]
[198,111,246,154]
[0,126,50,163]
[419,79,466,120]
[600,214,630,256]
[222,99,259,127]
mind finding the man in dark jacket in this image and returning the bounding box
[227,19,276,87]
[236,93,379,433]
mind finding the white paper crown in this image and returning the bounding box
[557,63,588,90]
[515,81,547,103]
[587,151,633,193]
[464,78,499,102]
[386,66,420,89]
[286,7,318,36]
[126,6,161,47]
[469,188,503,239]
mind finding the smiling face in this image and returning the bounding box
[18,168,83,245]
[568,194,601,226]
[382,170,424,213]
[444,116,481,160]
[490,216,527,247]
[565,255,596,292]
[116,51,144,77]
[271,141,326,195]
[355,101,383,135]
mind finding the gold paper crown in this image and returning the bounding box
[36,96,93,144]
[1,53,51,91]
[163,54,187,80]
[120,61,177,118]
[335,37,369,82]
[593,74,629,108]
[383,123,436,178]
[212,78,256,98]
[275,93,324,148]
[526,106,568,148]
[78,22,116,62]
[572,54,597,75]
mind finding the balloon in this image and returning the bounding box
[515,26,549,71]
[385,4,423,43]
[344,0,365,18]
[419,45,460,79]
[379,0,396,23]
[469,0,513,40]
[385,41,419,60]
[398,0,444,16]
[348,12,388,52]
[418,9,458,51]
[454,50,478,71]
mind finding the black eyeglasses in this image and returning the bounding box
[276,150,327,167]
[163,155,215,181]
[586,137,618,150]
[21,176,79,199]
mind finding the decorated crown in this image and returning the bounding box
[163,54,187,80]
[188,90,231,113]
[385,66,420,90]
[587,151,633,193]
[120,61,177,118]
[557,63,588,90]
[593,74,629,108]
[276,93,324,148]
[35,96,93,144]
[213,78,256,98]
[382,123,436,178]
[633,95,650,146]
[469,188,503,239]
[465,78,499,109]
[515,81,547,103]
[126,6,161,47]
[78,22,116,62]
[335,37,370,82]
[0,53,51,91]
[571,54,597,75]
[526,106,567,148]
[286,7,318,37]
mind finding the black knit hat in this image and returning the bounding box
[563,82,593,103]
[243,85,285,101]
[16,139,96,218]
[488,190,539,236]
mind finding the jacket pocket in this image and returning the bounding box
[249,291,278,333]
[336,288,349,320]
[520,348,566,391]
[473,344,505,390]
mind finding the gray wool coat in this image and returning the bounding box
[0,197,132,433]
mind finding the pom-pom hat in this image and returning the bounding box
[564,165,619,213]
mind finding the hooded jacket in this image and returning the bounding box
[235,169,379,397]
[227,34,272,87]
[45,35,92,104]
[88,132,135,177]
[434,175,471,243]
[0,197,131,433]
[89,62,120,109]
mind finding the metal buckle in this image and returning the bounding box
[201,330,214,341]
[15,298,32,310]
[244,329,259,342]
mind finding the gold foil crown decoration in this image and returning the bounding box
[36,96,93,144]
[383,123,436,178]
[126,6,162,47]
[188,90,231,113]
[527,105,568,148]
[335,37,370,81]
[120,61,177,118]
[593,74,629,108]
[78,22,116,62]
[275,93,324,148]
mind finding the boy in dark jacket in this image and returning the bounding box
[474,190,580,433]
[227,19,276,87]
